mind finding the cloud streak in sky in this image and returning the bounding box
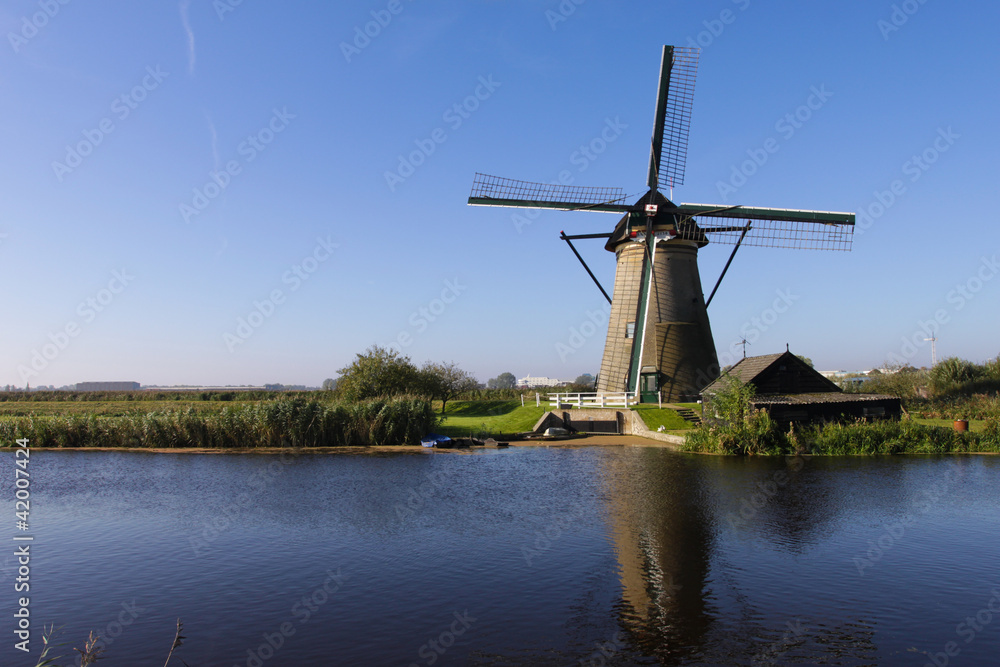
[180,0,196,74]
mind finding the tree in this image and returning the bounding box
[796,355,814,368]
[420,361,479,413]
[708,373,757,425]
[573,373,595,388]
[335,345,421,402]
[487,372,516,389]
[863,362,926,399]
[322,378,337,391]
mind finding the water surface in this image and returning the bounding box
[1,447,998,665]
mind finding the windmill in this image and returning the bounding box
[467,46,855,402]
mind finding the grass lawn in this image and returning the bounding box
[436,401,701,437]
[631,406,695,431]
[913,418,987,433]
[436,400,547,438]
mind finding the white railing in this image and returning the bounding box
[547,392,634,409]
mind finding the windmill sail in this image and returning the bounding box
[648,46,700,191]
[674,203,855,251]
[468,173,629,212]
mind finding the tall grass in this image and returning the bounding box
[908,394,1000,420]
[684,417,1000,456]
[0,397,436,449]
[685,410,790,455]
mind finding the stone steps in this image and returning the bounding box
[674,407,702,425]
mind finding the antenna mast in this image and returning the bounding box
[924,337,938,366]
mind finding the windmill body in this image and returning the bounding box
[469,46,855,402]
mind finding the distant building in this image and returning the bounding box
[702,351,901,424]
[75,382,141,391]
[517,375,567,389]
[141,386,267,392]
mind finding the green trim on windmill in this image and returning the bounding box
[626,245,653,393]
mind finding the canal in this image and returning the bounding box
[1,447,997,665]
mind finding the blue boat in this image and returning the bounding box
[420,433,452,448]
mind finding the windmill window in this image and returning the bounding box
[625,322,635,339]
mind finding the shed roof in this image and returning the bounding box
[702,351,841,395]
[750,392,899,405]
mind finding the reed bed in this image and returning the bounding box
[0,397,436,449]
[684,415,1000,456]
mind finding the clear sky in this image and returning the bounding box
[2,0,998,388]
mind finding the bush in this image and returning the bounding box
[689,376,789,454]
[849,366,927,399]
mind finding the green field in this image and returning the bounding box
[631,405,696,431]
[0,400,225,417]
[436,401,548,438]
[435,400,700,437]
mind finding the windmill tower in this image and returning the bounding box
[468,46,855,402]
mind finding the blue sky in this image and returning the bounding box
[2,0,998,387]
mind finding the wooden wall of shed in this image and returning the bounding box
[752,355,840,395]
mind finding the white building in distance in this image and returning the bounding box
[517,375,568,388]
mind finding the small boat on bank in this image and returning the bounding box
[421,433,453,448]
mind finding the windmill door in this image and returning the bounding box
[640,373,659,404]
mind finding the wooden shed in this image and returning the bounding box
[701,351,901,425]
